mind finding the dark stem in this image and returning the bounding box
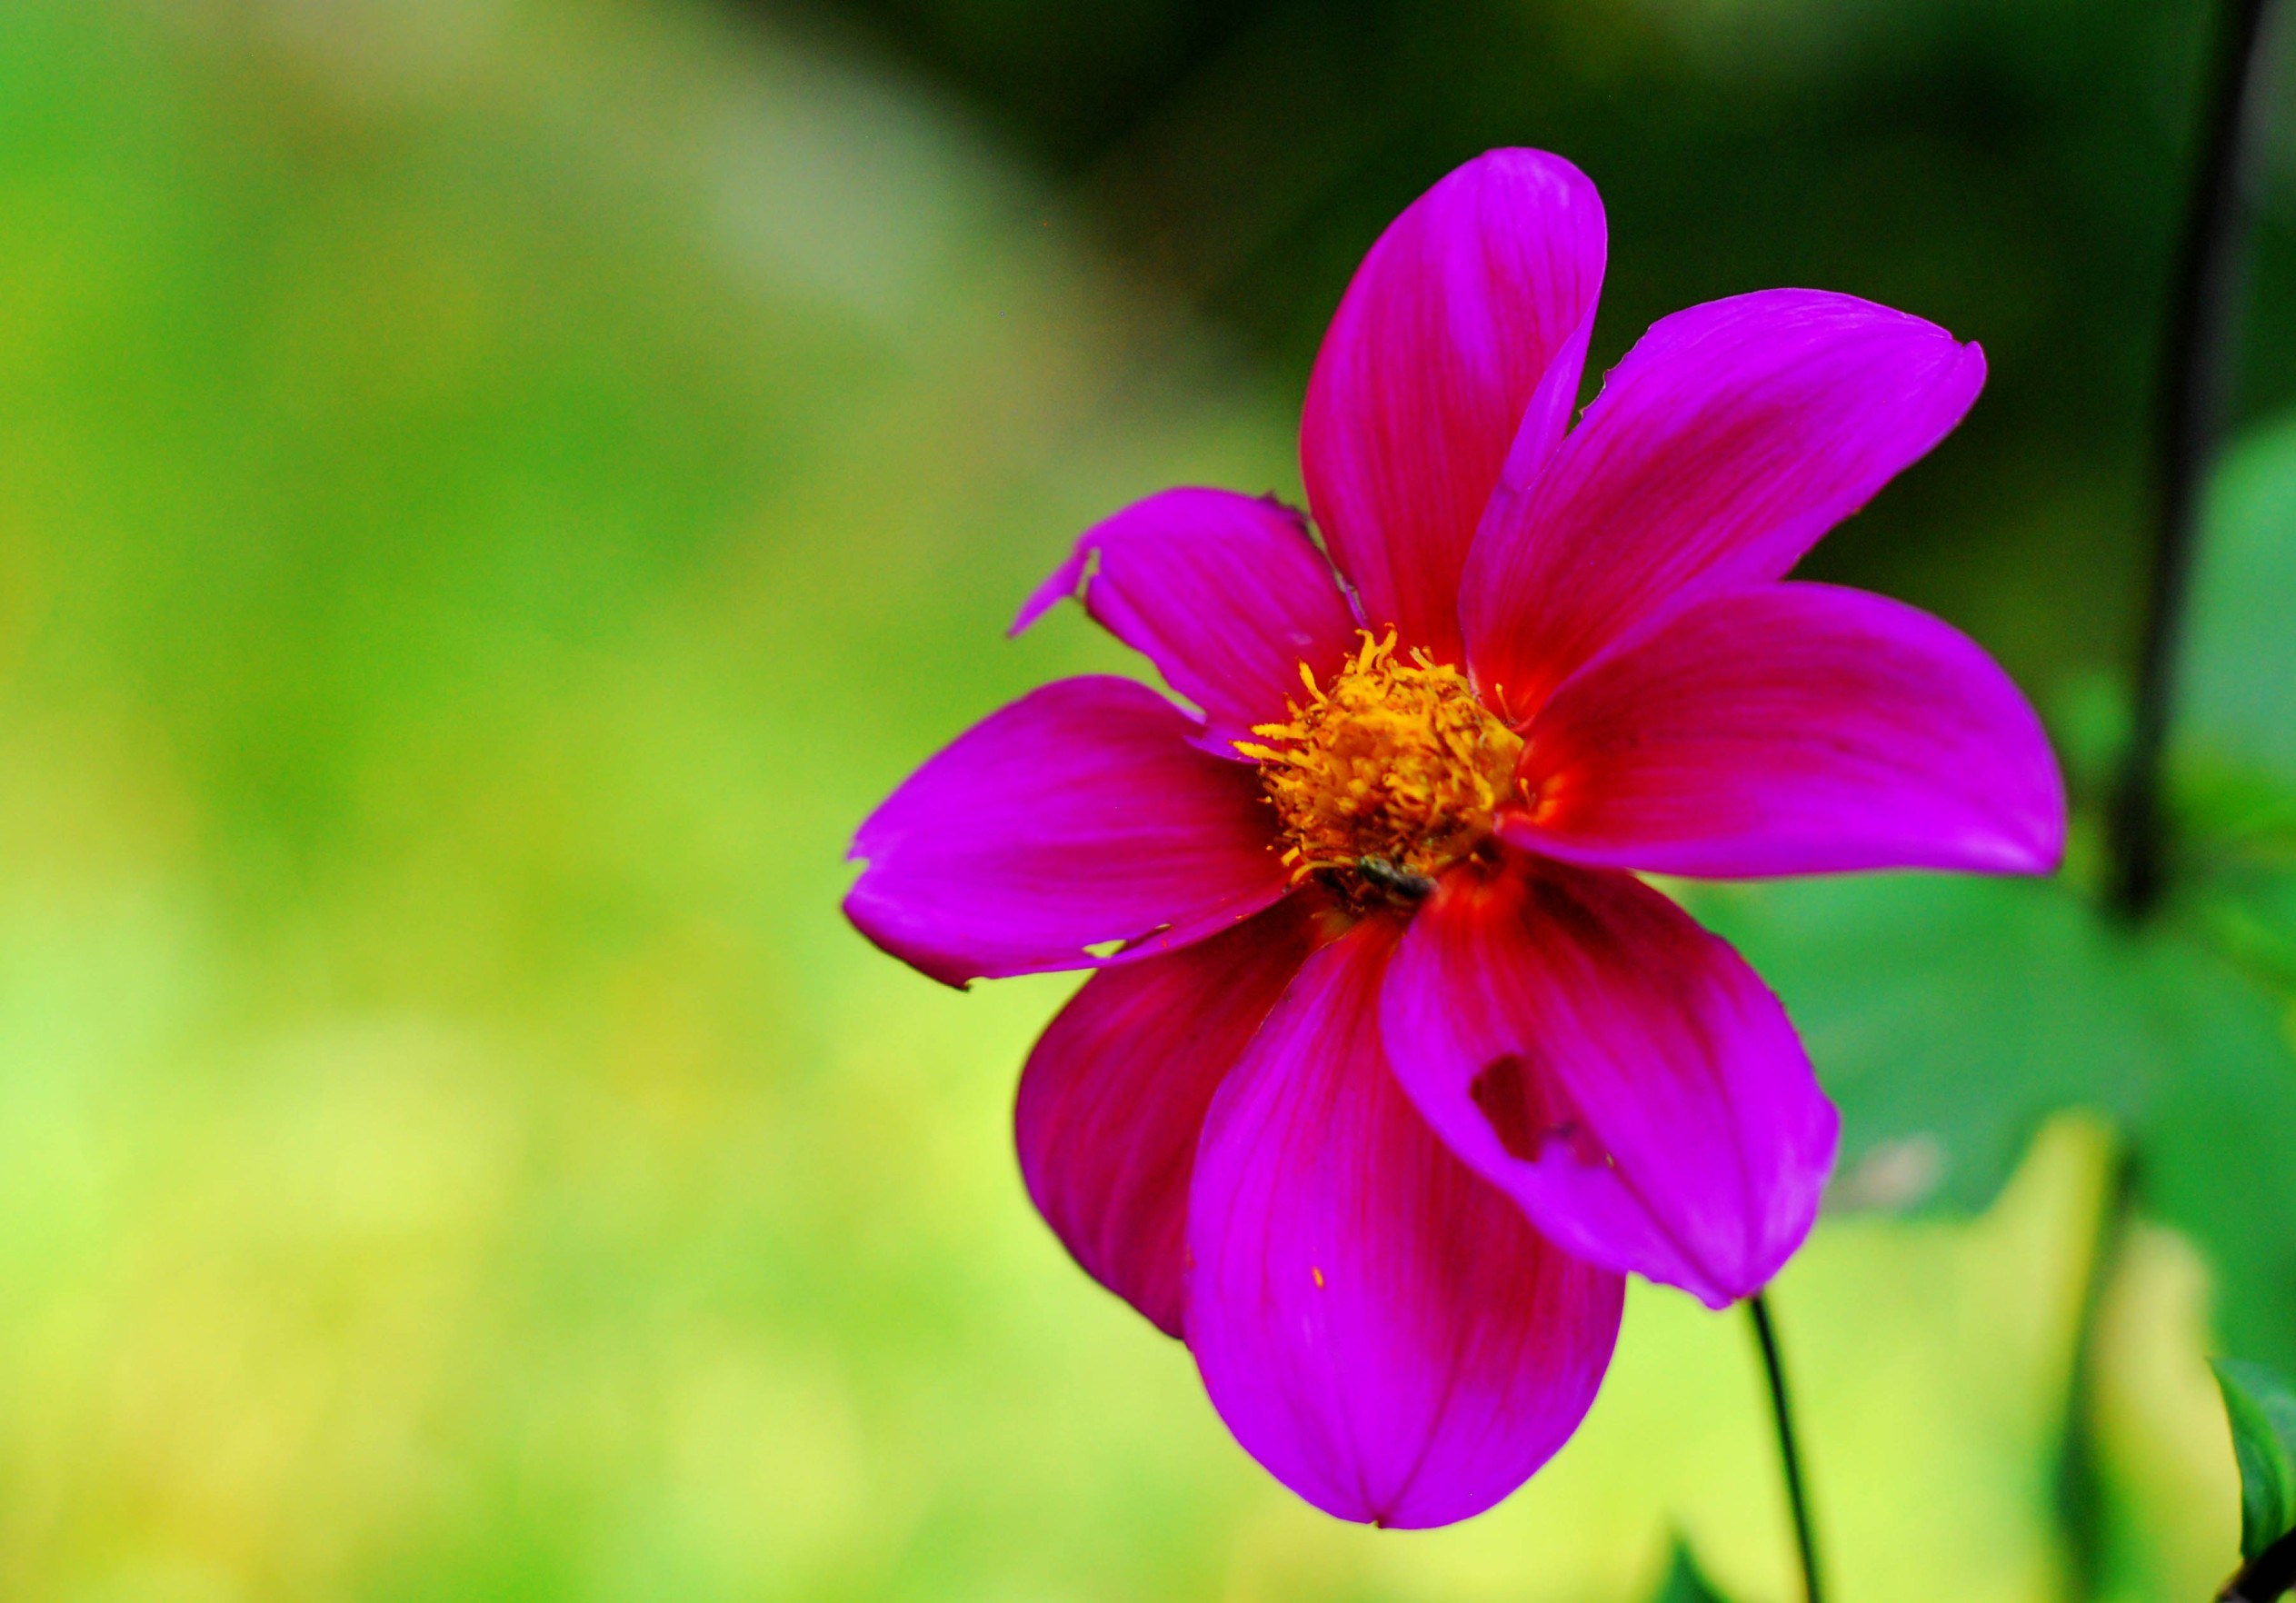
[1750,1293,1823,1603]
[2222,1526,2296,1601]
[2110,0,2283,916]
[2056,1144,2139,1602]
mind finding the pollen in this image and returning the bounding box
[1236,631,1524,905]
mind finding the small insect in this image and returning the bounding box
[1356,854,1436,902]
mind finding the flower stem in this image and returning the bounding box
[2056,1143,2138,1602]
[1750,1293,1823,1603]
[2109,0,2283,916]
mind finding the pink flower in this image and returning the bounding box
[844,150,2064,1528]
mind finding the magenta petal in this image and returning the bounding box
[1015,898,1319,1338]
[1011,488,1360,747]
[1504,582,2066,878]
[1383,864,1839,1308]
[1462,289,1986,711]
[1302,149,1606,663]
[1185,921,1624,1528]
[844,676,1288,987]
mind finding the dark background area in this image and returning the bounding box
[756,0,2296,777]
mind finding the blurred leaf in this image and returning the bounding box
[1692,874,2148,1216]
[2214,1359,2296,1561]
[1649,1538,1737,1603]
[2181,415,2296,782]
[2120,937,2296,1370]
[1692,868,2296,1369]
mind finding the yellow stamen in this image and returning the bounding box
[1238,631,1524,906]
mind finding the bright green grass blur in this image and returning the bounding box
[0,2,2243,1598]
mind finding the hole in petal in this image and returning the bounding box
[1470,1054,1605,1166]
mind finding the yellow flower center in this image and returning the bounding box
[1237,632,1524,906]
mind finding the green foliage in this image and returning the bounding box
[1650,1538,1737,1603]
[2181,417,2296,782]
[1692,874,2140,1216]
[2215,1359,2296,1563]
[1688,863,2296,1374]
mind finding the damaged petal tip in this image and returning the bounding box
[1009,548,1090,637]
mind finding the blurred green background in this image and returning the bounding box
[2,0,2292,1598]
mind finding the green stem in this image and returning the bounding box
[2108,0,2282,914]
[2057,1145,2138,1601]
[1750,1293,1823,1603]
